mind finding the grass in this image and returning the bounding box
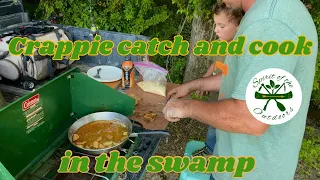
[296,125,320,179]
[143,118,208,180]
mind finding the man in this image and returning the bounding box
[162,0,318,179]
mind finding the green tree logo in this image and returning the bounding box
[255,80,293,112]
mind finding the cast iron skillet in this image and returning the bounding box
[68,111,170,155]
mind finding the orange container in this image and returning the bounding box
[121,57,135,90]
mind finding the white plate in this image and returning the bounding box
[87,66,122,82]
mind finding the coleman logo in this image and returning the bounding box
[22,94,40,111]
[245,68,302,125]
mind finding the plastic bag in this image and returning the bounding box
[134,61,168,96]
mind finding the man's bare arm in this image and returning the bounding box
[184,98,269,136]
[167,73,222,99]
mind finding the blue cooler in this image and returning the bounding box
[179,141,212,180]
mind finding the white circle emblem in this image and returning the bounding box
[245,68,302,125]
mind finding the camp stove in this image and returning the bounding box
[23,124,162,180]
[0,68,164,180]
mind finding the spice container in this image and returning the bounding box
[121,57,135,90]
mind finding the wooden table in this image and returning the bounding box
[124,81,180,130]
[102,80,121,89]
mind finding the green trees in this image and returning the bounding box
[172,0,218,83]
[34,0,320,104]
[36,0,171,35]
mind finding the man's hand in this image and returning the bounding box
[162,99,191,122]
[167,83,193,100]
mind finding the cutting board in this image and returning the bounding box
[102,80,121,89]
[125,81,180,130]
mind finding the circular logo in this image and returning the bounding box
[245,68,302,125]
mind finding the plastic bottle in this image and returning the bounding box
[121,57,135,90]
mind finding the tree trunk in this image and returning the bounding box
[0,91,5,109]
[183,13,218,83]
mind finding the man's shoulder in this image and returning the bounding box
[239,0,317,39]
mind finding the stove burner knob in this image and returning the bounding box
[22,81,35,90]
[133,151,138,156]
[118,172,127,180]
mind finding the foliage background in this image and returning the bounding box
[23,0,320,102]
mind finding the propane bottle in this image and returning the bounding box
[121,57,135,90]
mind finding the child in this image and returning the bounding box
[195,2,245,98]
[193,2,245,157]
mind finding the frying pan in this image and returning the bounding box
[68,111,170,155]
